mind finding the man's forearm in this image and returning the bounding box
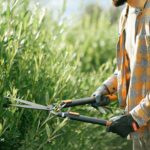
[130,94,150,127]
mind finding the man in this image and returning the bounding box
[92,0,150,149]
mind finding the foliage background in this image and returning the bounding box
[0,0,132,150]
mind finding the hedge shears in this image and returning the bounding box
[4,94,117,127]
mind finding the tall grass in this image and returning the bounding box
[0,0,131,150]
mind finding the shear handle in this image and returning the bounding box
[61,94,117,108]
[56,111,112,126]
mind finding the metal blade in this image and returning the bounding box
[5,96,55,111]
[10,104,55,111]
[10,104,50,110]
[5,96,47,108]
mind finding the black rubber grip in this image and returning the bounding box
[56,112,108,126]
[61,97,96,108]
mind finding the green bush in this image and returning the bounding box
[0,0,132,150]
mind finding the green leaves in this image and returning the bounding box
[0,123,3,136]
[45,123,51,138]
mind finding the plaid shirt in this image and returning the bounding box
[103,0,150,138]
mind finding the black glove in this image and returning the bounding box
[107,114,139,138]
[91,85,110,107]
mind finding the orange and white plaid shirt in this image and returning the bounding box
[103,0,150,138]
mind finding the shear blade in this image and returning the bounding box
[10,104,49,110]
[5,96,54,111]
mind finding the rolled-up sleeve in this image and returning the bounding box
[130,94,150,127]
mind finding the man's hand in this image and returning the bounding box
[107,114,139,138]
[91,85,110,107]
